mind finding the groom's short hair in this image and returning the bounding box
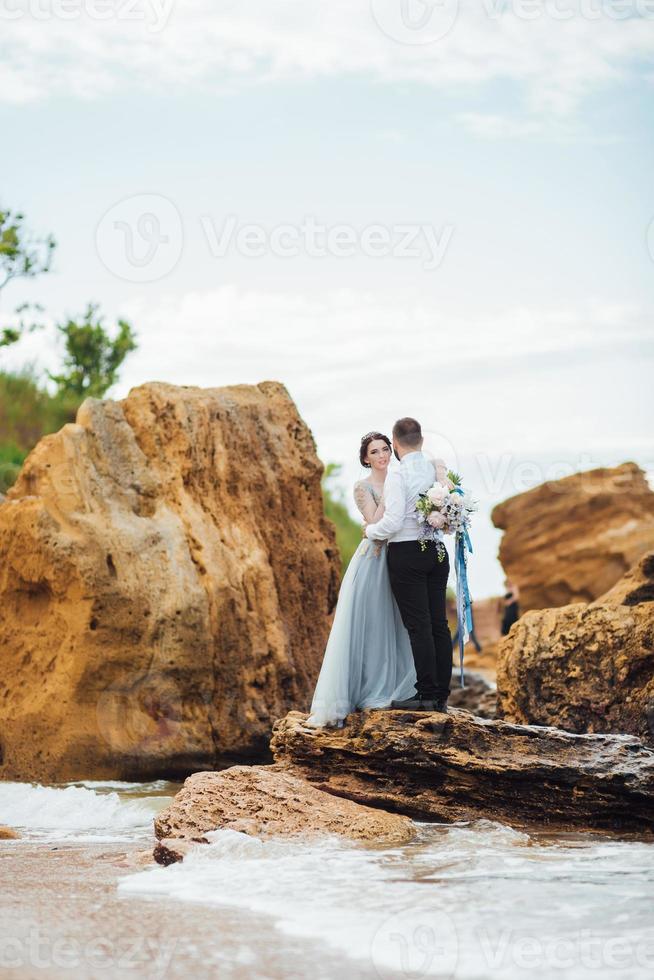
[393,417,422,448]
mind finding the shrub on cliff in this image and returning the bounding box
[322,463,361,575]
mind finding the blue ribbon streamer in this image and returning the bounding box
[452,498,473,688]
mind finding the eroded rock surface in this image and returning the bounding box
[497,552,654,741]
[448,671,496,718]
[271,709,654,833]
[491,463,654,611]
[153,765,415,862]
[0,382,340,781]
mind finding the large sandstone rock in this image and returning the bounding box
[497,551,654,741]
[461,641,501,679]
[0,382,340,781]
[153,765,415,862]
[272,709,654,833]
[448,595,504,680]
[491,463,654,611]
[0,826,20,840]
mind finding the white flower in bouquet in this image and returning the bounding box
[415,469,477,556]
[426,483,449,505]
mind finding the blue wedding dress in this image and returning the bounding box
[306,480,417,727]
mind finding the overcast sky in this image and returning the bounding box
[2,0,653,596]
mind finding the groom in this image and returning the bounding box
[364,417,452,713]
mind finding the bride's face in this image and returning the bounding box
[365,439,391,473]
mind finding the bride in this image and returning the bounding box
[306,431,418,728]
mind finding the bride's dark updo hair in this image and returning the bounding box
[359,431,391,468]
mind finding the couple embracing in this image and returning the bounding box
[307,417,453,728]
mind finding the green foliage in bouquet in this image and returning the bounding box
[415,493,432,519]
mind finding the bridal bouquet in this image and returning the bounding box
[415,470,477,559]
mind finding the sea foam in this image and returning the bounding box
[0,781,164,841]
[118,820,654,980]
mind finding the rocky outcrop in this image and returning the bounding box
[153,765,415,862]
[448,671,496,718]
[467,596,504,647]
[153,838,197,866]
[491,463,654,611]
[0,826,20,840]
[448,595,504,680]
[0,382,340,782]
[461,641,500,679]
[497,552,654,741]
[271,709,654,833]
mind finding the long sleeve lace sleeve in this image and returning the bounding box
[353,482,384,523]
[353,482,369,517]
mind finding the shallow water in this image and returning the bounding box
[1,781,653,979]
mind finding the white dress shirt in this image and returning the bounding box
[365,450,443,543]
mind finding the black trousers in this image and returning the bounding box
[387,540,452,700]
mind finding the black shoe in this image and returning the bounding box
[434,700,448,714]
[390,697,438,711]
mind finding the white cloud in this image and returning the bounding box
[91,285,651,457]
[115,284,654,597]
[1,0,653,124]
[457,112,544,139]
[5,282,651,598]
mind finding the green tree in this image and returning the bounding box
[49,304,137,399]
[0,368,78,492]
[0,442,26,494]
[322,463,362,575]
[0,207,56,348]
[0,208,138,496]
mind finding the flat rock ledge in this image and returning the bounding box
[153,765,415,863]
[271,708,654,835]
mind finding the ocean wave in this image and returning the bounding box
[0,782,165,841]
